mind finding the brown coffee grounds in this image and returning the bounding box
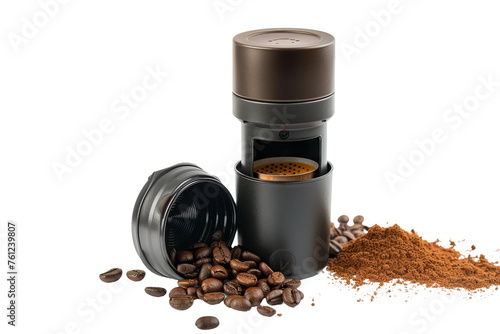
[327,224,500,290]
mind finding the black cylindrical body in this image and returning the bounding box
[233,28,335,278]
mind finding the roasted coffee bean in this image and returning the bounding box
[230,259,250,272]
[329,239,343,256]
[126,269,145,282]
[242,251,261,263]
[231,269,239,277]
[283,278,301,289]
[169,287,187,298]
[244,287,265,306]
[210,265,229,280]
[353,215,364,224]
[199,263,213,282]
[177,250,194,263]
[334,235,349,244]
[282,288,303,307]
[195,257,213,268]
[169,248,177,264]
[224,280,243,295]
[195,247,212,260]
[224,294,240,307]
[244,261,257,269]
[266,289,283,305]
[228,295,252,311]
[186,287,198,299]
[267,272,285,286]
[195,316,220,330]
[211,229,224,241]
[258,262,273,276]
[236,273,258,287]
[352,230,365,238]
[257,279,271,296]
[196,287,204,299]
[231,246,243,260]
[203,292,225,305]
[177,264,199,278]
[210,240,224,249]
[99,268,122,283]
[169,296,194,310]
[145,287,167,297]
[247,268,263,279]
[178,279,198,288]
[257,305,276,317]
[213,241,231,264]
[350,223,364,232]
[190,242,209,250]
[202,278,223,293]
[338,215,349,224]
[342,230,356,241]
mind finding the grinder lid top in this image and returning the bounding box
[233,28,335,103]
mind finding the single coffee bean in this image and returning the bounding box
[195,257,213,268]
[203,292,225,305]
[169,296,194,310]
[266,289,283,305]
[199,263,213,282]
[178,279,198,288]
[258,262,273,276]
[236,273,258,287]
[195,316,220,330]
[244,261,258,269]
[177,250,194,263]
[169,248,177,264]
[145,287,167,297]
[353,215,364,224]
[244,287,265,306]
[329,239,343,256]
[342,230,356,241]
[186,287,198,299]
[242,251,261,263]
[267,272,285,286]
[282,287,303,307]
[350,222,365,232]
[126,269,145,282]
[229,295,252,312]
[213,241,231,264]
[224,294,240,307]
[211,229,224,241]
[196,287,204,299]
[352,230,365,238]
[99,268,122,283]
[338,215,349,224]
[177,263,199,278]
[210,265,229,280]
[334,235,349,244]
[283,278,301,289]
[202,278,223,293]
[224,281,243,295]
[257,305,276,317]
[230,259,250,272]
[210,240,225,249]
[190,242,209,250]
[257,279,271,296]
[195,247,213,260]
[247,268,263,279]
[231,269,239,277]
[169,287,187,298]
[231,246,243,260]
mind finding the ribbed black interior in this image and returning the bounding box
[165,181,235,264]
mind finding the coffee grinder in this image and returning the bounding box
[233,28,335,279]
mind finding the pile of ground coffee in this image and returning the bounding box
[327,224,500,290]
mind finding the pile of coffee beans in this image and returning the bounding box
[99,230,304,330]
[329,215,370,257]
[168,230,303,315]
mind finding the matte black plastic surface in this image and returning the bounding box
[235,162,333,279]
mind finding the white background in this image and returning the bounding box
[1,0,500,333]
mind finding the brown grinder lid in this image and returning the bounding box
[233,28,335,103]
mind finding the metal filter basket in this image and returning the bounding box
[253,157,319,181]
